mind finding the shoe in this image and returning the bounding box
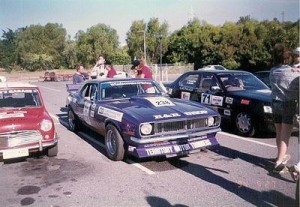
[273,163,289,174]
[289,165,299,182]
[269,154,291,164]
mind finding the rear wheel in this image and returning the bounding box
[105,124,125,161]
[235,111,255,137]
[68,108,81,132]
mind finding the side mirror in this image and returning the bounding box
[211,86,221,91]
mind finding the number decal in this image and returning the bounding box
[201,93,211,104]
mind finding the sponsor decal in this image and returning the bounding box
[83,102,91,116]
[224,109,231,116]
[91,103,97,111]
[225,97,233,104]
[184,110,208,115]
[181,92,190,100]
[241,99,250,105]
[179,86,194,91]
[201,93,223,106]
[145,97,175,107]
[90,111,95,118]
[144,139,212,156]
[211,95,223,106]
[109,81,151,86]
[98,106,123,122]
[154,113,181,119]
[0,111,26,119]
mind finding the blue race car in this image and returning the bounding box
[67,78,221,161]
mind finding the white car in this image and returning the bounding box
[0,76,7,82]
[198,65,228,70]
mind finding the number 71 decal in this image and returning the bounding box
[201,93,223,106]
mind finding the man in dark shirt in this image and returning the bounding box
[72,64,85,84]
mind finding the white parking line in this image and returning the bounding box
[217,131,276,148]
[38,85,61,92]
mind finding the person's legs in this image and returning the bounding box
[276,123,293,164]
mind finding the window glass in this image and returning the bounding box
[179,74,199,88]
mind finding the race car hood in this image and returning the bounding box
[227,89,272,103]
[0,108,47,132]
[104,95,218,123]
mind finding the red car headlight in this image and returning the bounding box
[40,119,53,132]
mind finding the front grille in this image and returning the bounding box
[154,118,208,134]
[0,130,42,148]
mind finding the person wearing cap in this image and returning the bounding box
[131,58,153,80]
[105,60,117,78]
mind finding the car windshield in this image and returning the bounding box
[100,80,162,100]
[218,73,269,91]
[0,89,42,108]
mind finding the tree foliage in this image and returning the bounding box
[0,18,298,72]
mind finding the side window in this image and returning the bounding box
[199,74,219,91]
[179,74,199,88]
[80,84,91,99]
[90,84,98,101]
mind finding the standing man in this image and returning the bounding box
[72,64,85,84]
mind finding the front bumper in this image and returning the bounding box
[0,134,58,159]
[128,128,220,158]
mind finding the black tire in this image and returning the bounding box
[47,144,58,157]
[68,108,81,132]
[105,124,125,161]
[235,111,255,137]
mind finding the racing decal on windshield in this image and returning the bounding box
[181,92,190,100]
[98,106,123,122]
[154,113,181,119]
[109,81,151,86]
[225,97,233,104]
[184,110,208,115]
[0,111,26,119]
[179,86,194,91]
[145,97,175,107]
[201,93,223,106]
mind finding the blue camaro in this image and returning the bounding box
[66,78,221,161]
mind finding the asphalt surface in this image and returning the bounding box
[0,79,299,207]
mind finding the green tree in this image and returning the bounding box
[76,23,119,66]
[16,23,67,70]
[0,29,18,71]
[126,18,169,64]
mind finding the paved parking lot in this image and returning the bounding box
[0,80,298,207]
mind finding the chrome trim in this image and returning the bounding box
[130,128,221,144]
[0,139,58,154]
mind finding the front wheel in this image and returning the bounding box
[47,144,58,157]
[68,108,81,132]
[105,124,125,161]
[235,111,255,137]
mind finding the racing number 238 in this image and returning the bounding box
[201,93,211,105]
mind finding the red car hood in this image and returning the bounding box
[0,108,47,132]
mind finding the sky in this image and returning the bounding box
[0,0,299,45]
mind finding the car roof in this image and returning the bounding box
[84,78,153,84]
[0,82,38,89]
[188,69,250,74]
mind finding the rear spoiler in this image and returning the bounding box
[66,83,81,93]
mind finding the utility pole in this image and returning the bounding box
[281,11,285,23]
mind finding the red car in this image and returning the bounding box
[0,82,58,160]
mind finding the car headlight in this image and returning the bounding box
[40,119,53,131]
[140,123,153,135]
[263,106,272,113]
[207,116,215,127]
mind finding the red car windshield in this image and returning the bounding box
[0,89,42,108]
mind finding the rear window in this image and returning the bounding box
[0,89,42,108]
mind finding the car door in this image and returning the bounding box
[176,73,201,101]
[195,73,226,113]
